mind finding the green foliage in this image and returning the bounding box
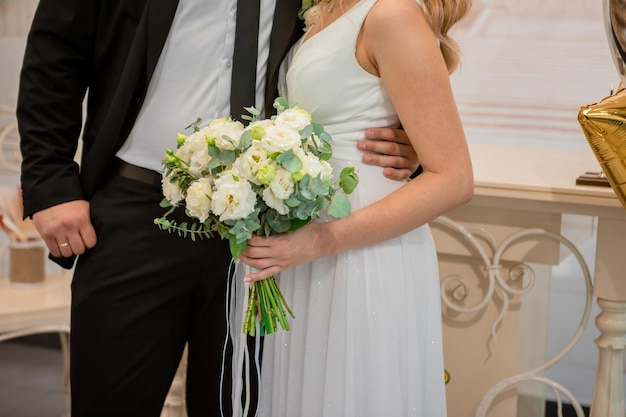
[277,150,303,173]
[327,193,351,218]
[339,167,359,194]
[185,118,203,132]
[153,216,214,240]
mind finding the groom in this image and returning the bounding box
[17,0,418,416]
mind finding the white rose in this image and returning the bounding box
[261,124,302,154]
[161,173,185,205]
[211,171,257,221]
[275,107,312,132]
[294,148,333,179]
[268,166,295,200]
[262,187,290,215]
[248,119,275,132]
[185,178,213,223]
[176,131,211,177]
[234,140,270,185]
[204,119,245,150]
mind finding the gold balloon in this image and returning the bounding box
[578,88,626,209]
[576,0,626,209]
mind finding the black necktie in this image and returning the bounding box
[230,0,261,121]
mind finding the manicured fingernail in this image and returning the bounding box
[244,276,252,282]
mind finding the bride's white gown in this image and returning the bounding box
[245,1,446,415]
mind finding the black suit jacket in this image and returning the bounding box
[17,0,302,218]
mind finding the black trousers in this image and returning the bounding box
[70,174,234,416]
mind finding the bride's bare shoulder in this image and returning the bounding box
[368,0,427,24]
[364,0,435,43]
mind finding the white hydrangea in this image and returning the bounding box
[211,170,256,221]
[185,178,213,223]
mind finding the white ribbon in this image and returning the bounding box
[221,261,262,417]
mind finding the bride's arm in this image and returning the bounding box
[240,0,473,282]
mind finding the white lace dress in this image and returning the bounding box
[236,1,447,416]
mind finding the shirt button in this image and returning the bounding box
[226,61,232,68]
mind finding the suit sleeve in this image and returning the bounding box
[17,0,99,218]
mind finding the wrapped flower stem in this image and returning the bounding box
[243,276,294,336]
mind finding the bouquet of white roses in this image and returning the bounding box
[155,97,359,336]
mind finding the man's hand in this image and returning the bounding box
[357,127,419,181]
[32,200,97,258]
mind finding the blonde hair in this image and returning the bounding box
[420,0,472,73]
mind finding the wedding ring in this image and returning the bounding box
[58,242,70,248]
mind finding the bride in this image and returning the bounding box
[237,0,473,415]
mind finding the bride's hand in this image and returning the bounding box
[358,127,419,181]
[239,223,334,282]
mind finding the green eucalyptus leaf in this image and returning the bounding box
[317,197,330,212]
[320,146,333,161]
[277,150,303,173]
[327,193,351,218]
[245,106,260,118]
[300,124,313,139]
[267,211,291,233]
[309,175,331,196]
[339,166,359,194]
[240,130,253,148]
[229,237,247,260]
[274,97,289,113]
[160,198,173,208]
[220,149,236,165]
[289,217,311,232]
[285,196,302,207]
[311,122,325,137]
[300,187,314,201]
[207,145,220,158]
[294,201,316,219]
[185,118,203,132]
[318,131,333,145]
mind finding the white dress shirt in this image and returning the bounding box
[117,0,275,172]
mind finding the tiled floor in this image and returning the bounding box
[0,340,68,417]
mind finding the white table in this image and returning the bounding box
[437,142,626,417]
[0,273,71,337]
[0,273,71,416]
